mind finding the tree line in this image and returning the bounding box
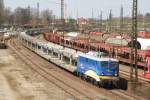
[0,6,55,27]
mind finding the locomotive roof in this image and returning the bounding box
[79,53,118,62]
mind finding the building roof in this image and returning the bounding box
[67,32,80,37]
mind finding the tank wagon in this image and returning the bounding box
[18,31,128,90]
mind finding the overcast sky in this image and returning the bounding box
[4,0,150,19]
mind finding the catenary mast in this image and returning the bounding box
[130,0,138,82]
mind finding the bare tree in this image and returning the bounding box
[4,7,13,25]
[41,9,54,27]
[13,7,31,25]
[0,0,4,26]
[144,13,150,30]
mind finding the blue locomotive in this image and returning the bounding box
[76,53,126,88]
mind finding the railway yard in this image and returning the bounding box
[0,38,125,100]
[1,0,150,100]
[0,32,149,100]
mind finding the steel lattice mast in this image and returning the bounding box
[120,6,123,35]
[100,11,103,31]
[0,0,4,15]
[0,0,4,24]
[61,0,64,20]
[130,0,138,82]
[0,0,4,11]
[109,10,112,33]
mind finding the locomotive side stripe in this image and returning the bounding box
[84,70,100,81]
[99,76,118,80]
[84,70,118,81]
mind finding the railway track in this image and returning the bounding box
[8,37,148,100]
[119,68,150,89]
[9,39,93,100]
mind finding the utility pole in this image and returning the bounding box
[0,0,4,25]
[130,0,138,82]
[27,5,31,25]
[92,8,94,20]
[61,0,65,49]
[106,17,109,32]
[120,6,124,53]
[100,11,103,31]
[61,0,64,22]
[64,3,67,21]
[37,2,39,25]
[109,10,112,33]
[0,0,4,14]
[120,6,124,35]
[76,8,79,19]
[91,8,94,30]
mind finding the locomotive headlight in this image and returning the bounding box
[115,73,118,76]
[101,72,104,76]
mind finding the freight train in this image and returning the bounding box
[18,31,128,90]
[43,31,150,77]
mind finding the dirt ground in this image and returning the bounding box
[0,49,74,100]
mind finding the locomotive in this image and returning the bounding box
[77,53,120,87]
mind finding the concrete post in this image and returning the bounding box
[31,43,32,49]
[35,44,37,51]
[61,54,63,61]
[58,53,60,59]
[115,49,118,58]
[70,56,72,65]
[29,42,31,48]
[52,50,54,56]
[31,43,33,50]
[21,37,22,43]
[47,48,49,54]
[37,44,39,50]
[146,58,150,73]
[27,41,28,47]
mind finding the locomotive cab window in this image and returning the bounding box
[101,61,109,68]
[101,61,118,69]
[86,58,88,62]
[110,62,118,69]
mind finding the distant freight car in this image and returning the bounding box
[43,31,150,69]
